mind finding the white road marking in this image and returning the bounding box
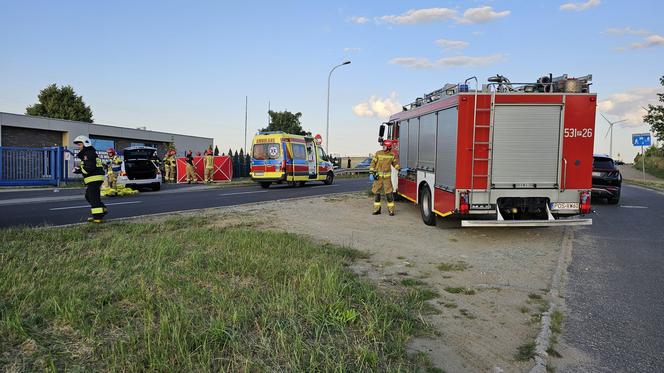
[50,201,143,211]
[619,205,648,209]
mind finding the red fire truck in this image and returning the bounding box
[380,74,595,227]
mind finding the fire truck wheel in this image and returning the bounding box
[323,172,334,185]
[419,185,436,226]
[260,182,271,189]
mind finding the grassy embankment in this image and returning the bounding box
[629,153,664,190]
[1,217,434,371]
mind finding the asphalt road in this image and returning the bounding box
[562,184,664,372]
[0,178,368,228]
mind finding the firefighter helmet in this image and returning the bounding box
[107,148,116,156]
[73,135,92,147]
[383,139,393,149]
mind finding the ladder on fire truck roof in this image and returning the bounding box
[468,77,496,206]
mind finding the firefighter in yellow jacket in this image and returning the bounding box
[204,149,214,183]
[370,139,400,216]
[105,148,122,189]
[163,149,176,182]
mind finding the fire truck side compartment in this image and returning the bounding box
[434,106,458,190]
[417,113,436,171]
[407,118,419,170]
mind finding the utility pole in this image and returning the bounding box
[326,61,351,154]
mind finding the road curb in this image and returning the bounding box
[529,227,574,373]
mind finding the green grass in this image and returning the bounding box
[624,178,664,191]
[444,287,476,295]
[436,261,470,272]
[401,278,426,287]
[515,342,537,362]
[0,217,433,371]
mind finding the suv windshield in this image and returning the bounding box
[593,157,615,169]
[253,143,281,160]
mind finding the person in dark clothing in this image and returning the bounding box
[185,150,197,183]
[72,135,107,223]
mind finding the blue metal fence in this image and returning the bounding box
[0,146,65,186]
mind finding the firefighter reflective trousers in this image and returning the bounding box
[204,167,213,183]
[186,164,196,182]
[372,176,395,214]
[107,171,118,189]
[85,180,107,219]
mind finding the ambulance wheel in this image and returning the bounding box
[419,185,436,226]
[151,183,161,191]
[260,182,271,189]
[324,172,334,185]
[298,181,307,187]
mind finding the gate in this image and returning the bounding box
[0,146,64,186]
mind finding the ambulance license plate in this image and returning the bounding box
[553,202,579,210]
[254,172,264,176]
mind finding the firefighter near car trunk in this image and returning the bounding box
[164,149,176,182]
[105,148,122,189]
[370,139,400,216]
[73,136,107,223]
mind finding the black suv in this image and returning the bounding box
[591,154,621,204]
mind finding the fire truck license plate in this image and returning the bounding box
[553,202,579,210]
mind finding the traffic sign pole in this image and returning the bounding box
[642,145,646,182]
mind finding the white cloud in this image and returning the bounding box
[344,47,361,53]
[598,87,659,126]
[352,92,402,119]
[458,6,510,24]
[348,16,369,24]
[376,8,458,25]
[560,0,601,11]
[604,27,650,36]
[631,34,664,49]
[435,39,469,50]
[390,54,504,69]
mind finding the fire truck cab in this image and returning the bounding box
[383,74,595,227]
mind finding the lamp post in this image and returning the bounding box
[326,60,351,154]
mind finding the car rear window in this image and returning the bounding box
[124,148,156,159]
[593,157,615,169]
[253,143,281,160]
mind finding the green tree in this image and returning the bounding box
[214,145,220,156]
[26,84,93,123]
[644,76,664,143]
[261,110,310,136]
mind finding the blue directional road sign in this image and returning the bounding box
[632,133,652,147]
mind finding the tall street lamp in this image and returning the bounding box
[326,60,351,154]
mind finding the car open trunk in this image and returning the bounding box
[124,148,158,180]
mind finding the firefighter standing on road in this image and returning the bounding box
[370,139,400,216]
[73,136,107,223]
[163,150,175,182]
[204,150,214,183]
[185,150,197,184]
[105,148,122,190]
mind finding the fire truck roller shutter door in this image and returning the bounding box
[398,120,409,170]
[491,105,562,188]
[407,118,419,170]
[418,113,436,171]
[435,107,458,189]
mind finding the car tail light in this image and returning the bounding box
[459,192,470,214]
[580,191,591,214]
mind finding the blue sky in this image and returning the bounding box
[0,0,662,159]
